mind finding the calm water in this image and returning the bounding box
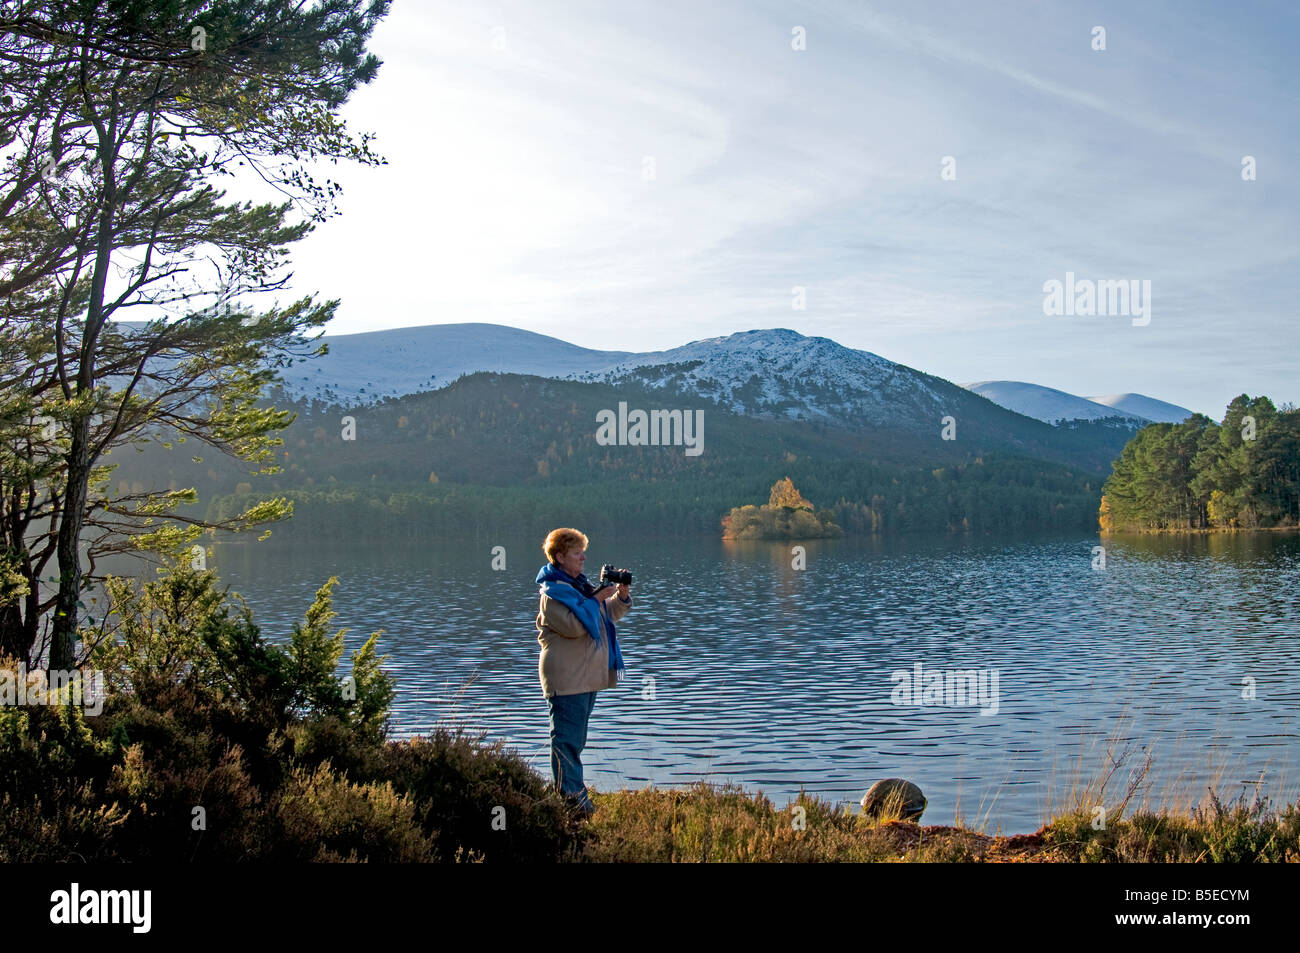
[117,531,1300,834]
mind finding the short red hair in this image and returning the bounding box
[543,527,588,563]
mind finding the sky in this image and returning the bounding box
[272,0,1300,419]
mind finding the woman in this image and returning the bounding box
[535,527,632,816]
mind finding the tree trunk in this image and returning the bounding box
[0,602,27,662]
[50,423,90,668]
[49,71,117,670]
[0,554,43,664]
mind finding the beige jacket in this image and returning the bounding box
[536,583,633,698]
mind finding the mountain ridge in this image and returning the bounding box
[114,318,1188,428]
[250,322,1184,429]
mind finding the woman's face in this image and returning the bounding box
[555,546,586,577]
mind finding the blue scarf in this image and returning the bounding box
[536,562,626,678]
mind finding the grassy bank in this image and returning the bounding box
[576,781,1299,862]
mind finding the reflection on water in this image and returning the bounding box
[102,530,1300,834]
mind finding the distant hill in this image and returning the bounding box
[962,380,1192,425]
[260,322,633,404]
[1085,393,1195,424]
[963,380,1145,424]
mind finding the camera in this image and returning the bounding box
[600,564,633,587]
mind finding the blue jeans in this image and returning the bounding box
[548,691,597,807]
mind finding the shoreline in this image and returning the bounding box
[575,779,1299,863]
[1102,525,1300,535]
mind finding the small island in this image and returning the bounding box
[721,477,844,540]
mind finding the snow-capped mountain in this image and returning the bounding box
[961,381,1192,425]
[256,323,1189,436]
[1084,393,1195,424]
[109,320,1188,434]
[574,328,961,432]
[962,381,1144,424]
[266,323,967,431]
[268,323,632,403]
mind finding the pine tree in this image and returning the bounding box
[0,0,390,667]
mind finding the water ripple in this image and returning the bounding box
[170,530,1300,833]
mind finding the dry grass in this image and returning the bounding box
[575,781,1045,862]
[570,732,1300,862]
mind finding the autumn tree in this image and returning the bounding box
[768,476,813,511]
[1097,494,1112,533]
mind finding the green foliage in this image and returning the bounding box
[1,558,589,861]
[275,762,435,862]
[0,546,31,609]
[1102,396,1300,531]
[0,0,391,666]
[94,565,229,692]
[102,710,268,860]
[0,695,126,861]
[1044,791,1300,863]
[346,632,397,744]
[94,554,394,746]
[377,728,585,863]
[278,576,396,763]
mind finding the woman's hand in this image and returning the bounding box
[616,583,630,600]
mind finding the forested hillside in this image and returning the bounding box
[109,372,1124,540]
